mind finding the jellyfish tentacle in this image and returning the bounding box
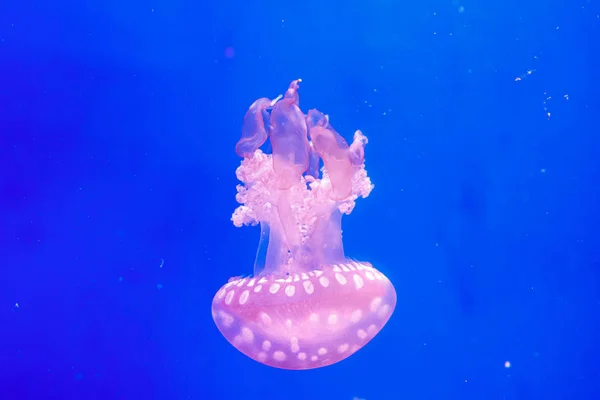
[270,80,311,190]
[307,111,368,201]
[235,93,285,158]
[267,80,310,267]
[236,98,271,158]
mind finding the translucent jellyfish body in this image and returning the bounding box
[211,80,396,370]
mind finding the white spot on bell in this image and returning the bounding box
[254,284,262,293]
[341,264,350,272]
[262,340,272,351]
[240,327,254,343]
[365,271,375,280]
[378,304,391,319]
[335,273,347,285]
[239,290,250,305]
[257,352,267,362]
[350,309,362,323]
[225,290,235,305]
[357,329,368,339]
[317,348,327,356]
[370,297,382,312]
[285,285,296,297]
[269,283,281,294]
[233,335,243,346]
[309,313,319,323]
[353,274,364,289]
[247,279,256,287]
[290,337,300,353]
[338,343,350,353]
[328,314,338,325]
[297,352,307,360]
[319,276,330,287]
[259,312,272,326]
[219,311,234,328]
[273,351,286,361]
[303,280,314,294]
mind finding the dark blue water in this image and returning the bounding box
[1,0,599,399]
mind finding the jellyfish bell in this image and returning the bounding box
[212,261,396,370]
[211,80,397,370]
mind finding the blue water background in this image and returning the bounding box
[1,0,599,399]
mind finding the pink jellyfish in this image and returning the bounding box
[211,79,396,370]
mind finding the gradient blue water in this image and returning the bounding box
[1,0,599,399]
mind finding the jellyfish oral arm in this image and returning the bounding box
[213,80,396,370]
[231,80,373,276]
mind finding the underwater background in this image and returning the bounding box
[1,0,599,399]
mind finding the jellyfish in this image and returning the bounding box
[211,79,397,370]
